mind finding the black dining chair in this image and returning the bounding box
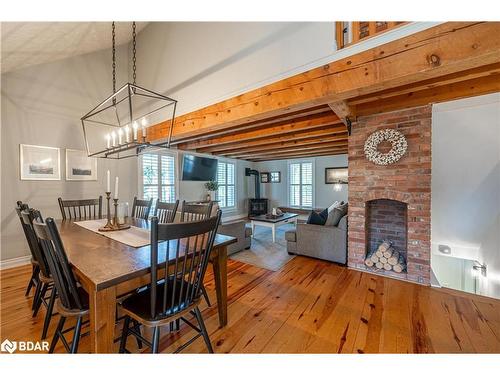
[118,211,222,354]
[180,201,214,308]
[32,217,89,353]
[131,197,153,220]
[180,201,214,223]
[15,201,39,298]
[153,200,179,224]
[20,208,57,340]
[58,197,102,220]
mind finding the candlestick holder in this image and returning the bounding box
[98,193,130,232]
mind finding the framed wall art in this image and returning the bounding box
[66,149,98,181]
[325,167,348,184]
[20,144,61,181]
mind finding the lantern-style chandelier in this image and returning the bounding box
[81,22,176,159]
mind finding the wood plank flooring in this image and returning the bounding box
[1,257,499,353]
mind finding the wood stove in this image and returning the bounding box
[245,168,269,216]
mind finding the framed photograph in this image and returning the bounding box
[20,144,61,181]
[270,171,281,183]
[260,172,270,183]
[66,149,98,181]
[325,167,348,184]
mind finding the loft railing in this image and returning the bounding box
[336,21,407,49]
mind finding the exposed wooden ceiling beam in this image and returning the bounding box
[169,105,331,145]
[178,113,343,150]
[356,74,500,116]
[147,22,500,142]
[239,143,349,160]
[197,127,347,153]
[213,134,348,156]
[247,149,348,162]
[349,62,500,106]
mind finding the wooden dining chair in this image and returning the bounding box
[180,200,214,307]
[20,208,57,340]
[180,201,214,223]
[58,197,102,220]
[131,197,153,219]
[153,200,179,223]
[118,211,222,354]
[15,201,39,298]
[32,217,89,353]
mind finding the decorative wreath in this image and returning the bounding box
[364,129,408,165]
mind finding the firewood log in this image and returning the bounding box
[379,256,388,264]
[375,262,384,269]
[388,250,400,266]
[375,240,392,258]
[383,247,394,258]
[383,263,392,271]
[370,254,379,263]
[393,255,406,273]
[365,258,374,267]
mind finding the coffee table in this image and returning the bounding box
[250,213,299,243]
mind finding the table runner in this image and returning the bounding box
[74,219,151,248]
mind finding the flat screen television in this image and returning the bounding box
[181,154,218,181]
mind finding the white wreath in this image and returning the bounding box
[364,129,408,165]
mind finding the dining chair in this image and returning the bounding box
[20,208,57,340]
[32,217,89,353]
[153,200,179,223]
[118,211,222,354]
[58,196,102,220]
[15,201,39,298]
[131,197,153,219]
[180,201,214,222]
[180,200,214,308]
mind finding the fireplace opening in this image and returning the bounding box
[364,199,408,274]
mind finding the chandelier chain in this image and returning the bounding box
[132,22,137,86]
[112,22,116,94]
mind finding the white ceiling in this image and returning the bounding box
[1,22,148,73]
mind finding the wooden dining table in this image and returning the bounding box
[56,217,236,353]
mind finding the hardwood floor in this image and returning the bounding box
[1,257,499,353]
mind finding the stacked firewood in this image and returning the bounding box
[364,240,406,273]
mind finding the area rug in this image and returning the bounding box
[230,223,295,271]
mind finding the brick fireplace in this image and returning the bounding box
[348,106,431,285]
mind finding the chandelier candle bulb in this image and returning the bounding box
[114,176,119,199]
[106,170,110,192]
[118,128,123,145]
[106,134,111,149]
[124,125,130,143]
[142,124,146,139]
[111,131,116,147]
[132,122,138,141]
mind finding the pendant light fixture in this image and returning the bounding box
[81,22,177,159]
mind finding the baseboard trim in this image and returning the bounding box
[0,255,31,270]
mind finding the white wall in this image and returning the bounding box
[432,93,500,298]
[255,154,348,210]
[1,45,138,261]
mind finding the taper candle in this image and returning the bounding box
[111,131,116,147]
[114,176,119,199]
[106,134,111,149]
[106,170,110,192]
[118,128,123,145]
[142,124,147,138]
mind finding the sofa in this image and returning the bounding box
[285,214,347,264]
[217,220,252,256]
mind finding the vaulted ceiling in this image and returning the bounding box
[1,22,148,73]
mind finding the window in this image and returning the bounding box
[289,161,313,208]
[141,153,175,210]
[216,161,235,209]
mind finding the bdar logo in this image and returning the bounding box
[1,339,17,353]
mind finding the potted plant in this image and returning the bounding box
[204,180,219,201]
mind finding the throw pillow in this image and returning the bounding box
[327,201,341,213]
[306,208,328,225]
[330,203,348,226]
